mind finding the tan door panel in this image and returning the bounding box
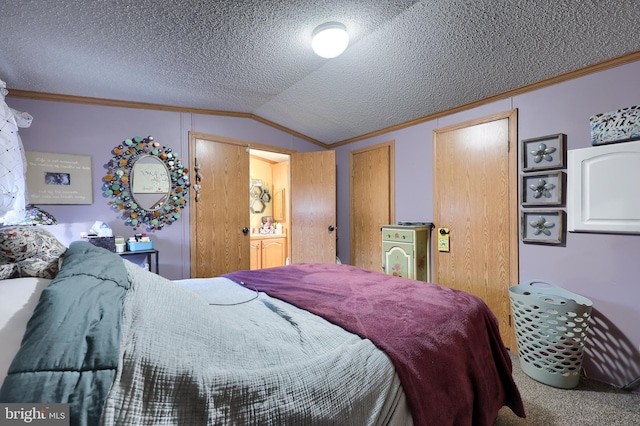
[350,141,394,271]
[189,133,250,277]
[290,150,336,264]
[433,111,519,350]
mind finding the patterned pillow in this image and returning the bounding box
[0,262,19,279]
[0,226,67,279]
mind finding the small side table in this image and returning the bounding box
[118,249,159,274]
[381,224,432,282]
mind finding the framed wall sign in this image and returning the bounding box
[521,209,565,244]
[521,171,565,206]
[521,133,566,172]
[25,151,93,204]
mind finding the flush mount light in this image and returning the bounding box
[311,22,349,58]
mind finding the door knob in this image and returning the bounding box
[242,227,249,234]
[328,225,335,232]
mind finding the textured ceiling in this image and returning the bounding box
[2,1,640,145]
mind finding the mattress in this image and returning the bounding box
[0,277,51,383]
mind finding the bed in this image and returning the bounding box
[0,237,525,425]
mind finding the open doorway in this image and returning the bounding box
[189,131,337,277]
[249,149,290,269]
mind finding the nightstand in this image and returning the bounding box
[381,224,432,282]
[118,249,159,274]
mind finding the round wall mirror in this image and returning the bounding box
[103,136,189,231]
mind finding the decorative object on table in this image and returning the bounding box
[260,216,275,234]
[114,236,126,253]
[509,280,593,389]
[87,236,116,252]
[0,79,32,225]
[25,151,93,204]
[127,234,154,252]
[86,221,115,251]
[90,221,113,237]
[520,171,565,206]
[589,104,640,146]
[521,209,565,244]
[521,134,566,172]
[102,136,189,231]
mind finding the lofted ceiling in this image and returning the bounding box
[2,1,640,146]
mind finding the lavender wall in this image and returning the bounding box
[6,59,640,388]
[7,99,318,280]
[335,60,640,389]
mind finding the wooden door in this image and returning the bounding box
[350,142,394,271]
[290,150,337,264]
[433,110,519,350]
[189,133,250,277]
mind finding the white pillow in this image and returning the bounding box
[0,277,51,384]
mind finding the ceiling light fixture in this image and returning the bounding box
[311,22,349,59]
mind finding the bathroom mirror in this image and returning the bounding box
[103,136,189,231]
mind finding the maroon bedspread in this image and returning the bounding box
[223,263,525,426]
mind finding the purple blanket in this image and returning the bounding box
[224,263,525,426]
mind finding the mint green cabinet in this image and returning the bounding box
[382,224,432,282]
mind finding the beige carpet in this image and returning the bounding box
[494,352,640,425]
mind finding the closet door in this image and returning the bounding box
[350,141,393,271]
[433,111,519,350]
[290,150,337,264]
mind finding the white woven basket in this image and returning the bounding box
[509,280,593,389]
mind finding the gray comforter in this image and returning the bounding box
[1,242,410,425]
[101,262,409,425]
[0,242,129,425]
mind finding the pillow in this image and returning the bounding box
[0,263,19,280]
[0,226,67,279]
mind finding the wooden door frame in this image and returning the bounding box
[432,109,519,347]
[188,131,295,276]
[349,140,395,267]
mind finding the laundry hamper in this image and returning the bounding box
[509,280,593,389]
